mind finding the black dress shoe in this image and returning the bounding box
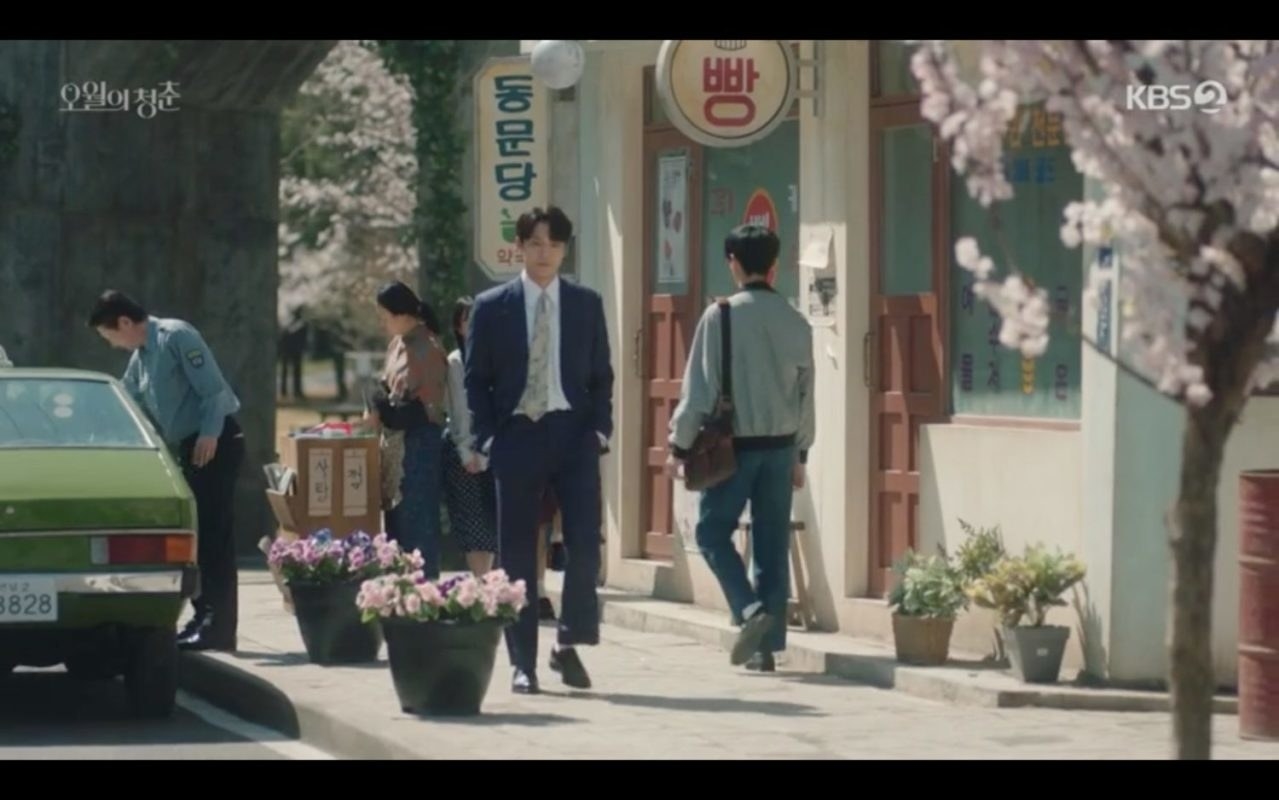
[538,597,557,621]
[177,612,206,641]
[177,616,236,652]
[549,647,591,689]
[512,668,540,695]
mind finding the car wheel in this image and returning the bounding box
[65,655,119,681]
[124,627,177,719]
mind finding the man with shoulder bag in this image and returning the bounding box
[665,224,816,672]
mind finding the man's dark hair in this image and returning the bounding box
[516,206,573,244]
[724,224,781,277]
[87,290,149,329]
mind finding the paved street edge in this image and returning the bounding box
[178,652,423,760]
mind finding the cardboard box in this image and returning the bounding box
[268,434,383,539]
[262,434,383,614]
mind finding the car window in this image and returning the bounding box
[0,378,153,449]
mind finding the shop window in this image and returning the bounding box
[700,118,801,306]
[873,41,922,100]
[948,102,1083,420]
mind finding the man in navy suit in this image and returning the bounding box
[465,206,613,694]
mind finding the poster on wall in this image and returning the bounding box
[801,225,836,326]
[657,153,689,285]
[474,57,551,280]
[950,103,1083,419]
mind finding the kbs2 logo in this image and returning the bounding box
[1125,80,1228,114]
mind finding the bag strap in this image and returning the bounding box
[718,300,732,405]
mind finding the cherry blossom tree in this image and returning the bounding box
[912,40,1279,760]
[278,39,418,346]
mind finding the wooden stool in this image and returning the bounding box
[735,518,817,631]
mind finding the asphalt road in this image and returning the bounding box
[0,668,331,760]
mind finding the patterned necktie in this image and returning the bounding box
[519,290,551,420]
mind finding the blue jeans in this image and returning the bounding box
[695,445,795,654]
[386,422,444,579]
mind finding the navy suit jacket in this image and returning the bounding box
[464,277,614,450]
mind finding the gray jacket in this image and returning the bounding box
[668,284,816,463]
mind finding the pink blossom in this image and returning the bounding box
[417,582,445,607]
[278,40,419,341]
[376,543,398,569]
[404,593,422,615]
[347,548,367,571]
[911,40,1279,405]
[480,585,501,616]
[406,550,426,572]
[504,579,528,610]
[454,578,480,609]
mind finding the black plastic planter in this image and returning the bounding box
[289,580,383,665]
[380,617,506,716]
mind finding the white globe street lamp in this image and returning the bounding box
[530,40,585,90]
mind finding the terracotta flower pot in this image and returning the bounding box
[892,613,955,666]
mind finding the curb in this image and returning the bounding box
[544,585,1239,716]
[178,652,423,760]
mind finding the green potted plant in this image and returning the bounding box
[966,545,1086,683]
[888,549,967,666]
[357,567,527,716]
[952,519,1008,661]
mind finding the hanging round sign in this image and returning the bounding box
[655,40,798,148]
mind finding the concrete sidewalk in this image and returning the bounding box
[177,570,1277,760]
[541,577,1243,715]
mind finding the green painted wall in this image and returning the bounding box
[1109,372,1180,682]
[700,119,800,304]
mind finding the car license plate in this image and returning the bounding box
[0,576,58,623]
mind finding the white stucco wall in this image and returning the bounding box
[572,43,661,590]
[918,425,1083,557]
[918,423,1086,663]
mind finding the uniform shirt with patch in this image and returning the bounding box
[122,317,241,446]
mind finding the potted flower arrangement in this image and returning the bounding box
[267,530,416,664]
[952,518,1008,662]
[888,549,967,666]
[357,568,527,716]
[966,544,1086,683]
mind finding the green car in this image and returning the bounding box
[0,367,198,718]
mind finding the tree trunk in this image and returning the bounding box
[1169,403,1232,759]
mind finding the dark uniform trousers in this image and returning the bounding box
[178,416,245,634]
